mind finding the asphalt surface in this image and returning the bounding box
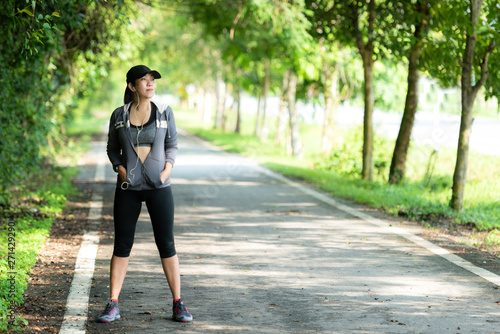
[82,129,500,333]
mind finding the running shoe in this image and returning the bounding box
[172,299,193,322]
[97,300,120,323]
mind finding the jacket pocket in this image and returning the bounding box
[143,157,163,188]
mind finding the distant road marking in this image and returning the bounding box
[59,143,106,333]
[256,166,500,287]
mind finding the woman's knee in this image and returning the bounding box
[158,241,176,258]
[113,238,134,257]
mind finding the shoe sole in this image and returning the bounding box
[172,315,193,322]
[97,314,120,323]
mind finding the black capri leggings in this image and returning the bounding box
[113,186,176,258]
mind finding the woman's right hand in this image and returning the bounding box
[117,165,127,183]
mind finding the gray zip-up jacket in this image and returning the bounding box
[106,101,178,190]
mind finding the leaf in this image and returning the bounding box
[52,12,61,17]
[17,8,34,16]
[476,26,489,35]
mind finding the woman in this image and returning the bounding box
[98,65,192,323]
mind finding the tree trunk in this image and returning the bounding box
[321,61,339,154]
[352,0,376,181]
[361,52,374,181]
[260,58,271,141]
[234,86,242,134]
[214,71,225,129]
[287,71,303,158]
[450,0,491,211]
[254,93,262,137]
[389,0,430,184]
[196,85,205,119]
[275,69,290,146]
[202,81,213,124]
[220,86,228,132]
[451,97,475,211]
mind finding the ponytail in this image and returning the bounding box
[124,86,135,104]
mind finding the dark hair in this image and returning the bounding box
[124,85,135,104]
[124,65,161,104]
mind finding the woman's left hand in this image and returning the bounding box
[160,162,173,184]
[160,169,170,184]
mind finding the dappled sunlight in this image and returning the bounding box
[260,201,321,208]
[174,178,265,187]
[176,154,251,166]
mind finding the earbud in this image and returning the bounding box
[132,87,136,91]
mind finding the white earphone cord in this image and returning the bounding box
[122,90,148,190]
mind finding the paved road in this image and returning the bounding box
[84,130,500,333]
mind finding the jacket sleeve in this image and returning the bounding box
[106,108,123,171]
[164,106,178,166]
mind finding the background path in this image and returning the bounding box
[85,130,500,333]
[233,93,500,156]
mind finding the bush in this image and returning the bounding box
[314,125,392,179]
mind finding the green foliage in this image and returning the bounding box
[373,61,409,112]
[314,125,392,178]
[0,216,53,330]
[169,0,316,103]
[133,9,223,96]
[422,0,500,94]
[0,0,138,204]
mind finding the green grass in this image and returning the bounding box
[175,108,500,231]
[0,166,77,331]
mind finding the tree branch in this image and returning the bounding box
[350,1,365,56]
[230,1,243,41]
[473,40,496,94]
[366,0,375,53]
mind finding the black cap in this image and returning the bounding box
[126,65,161,83]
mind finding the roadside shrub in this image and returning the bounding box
[314,125,392,179]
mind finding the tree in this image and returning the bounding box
[351,0,376,181]
[287,70,303,157]
[421,0,499,211]
[305,1,359,155]
[388,0,432,184]
[274,68,290,146]
[180,0,313,157]
[323,0,399,181]
[450,0,497,211]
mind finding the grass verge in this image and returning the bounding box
[0,166,77,331]
[0,111,106,331]
[174,108,500,254]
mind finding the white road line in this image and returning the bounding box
[58,232,99,333]
[257,166,500,287]
[59,143,105,333]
